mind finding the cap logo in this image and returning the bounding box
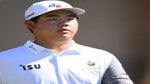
[26,13,35,19]
[49,3,62,8]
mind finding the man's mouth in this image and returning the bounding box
[58,28,70,32]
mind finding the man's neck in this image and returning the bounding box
[34,39,73,53]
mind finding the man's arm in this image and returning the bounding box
[101,57,134,84]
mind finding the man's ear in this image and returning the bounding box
[24,20,36,31]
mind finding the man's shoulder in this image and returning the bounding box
[0,46,25,57]
[77,44,115,58]
[78,44,112,54]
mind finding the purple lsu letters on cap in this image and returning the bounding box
[25,0,85,20]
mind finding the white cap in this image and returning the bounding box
[25,0,85,20]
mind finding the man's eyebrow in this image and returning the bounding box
[67,14,77,17]
[45,14,59,17]
[44,14,78,19]
[67,14,79,19]
[45,14,77,17]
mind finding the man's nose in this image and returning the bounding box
[58,18,69,27]
[59,18,69,23]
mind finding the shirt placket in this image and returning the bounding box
[50,54,63,84]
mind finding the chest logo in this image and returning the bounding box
[87,61,95,66]
[20,64,41,71]
[84,61,100,71]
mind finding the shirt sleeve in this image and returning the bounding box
[101,57,134,84]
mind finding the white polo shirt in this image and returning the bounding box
[0,40,117,84]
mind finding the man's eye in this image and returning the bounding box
[67,16,75,20]
[49,17,58,21]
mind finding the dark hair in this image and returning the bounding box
[27,16,40,33]
[30,16,40,24]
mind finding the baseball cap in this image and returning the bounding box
[25,0,85,20]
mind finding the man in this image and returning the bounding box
[0,0,133,84]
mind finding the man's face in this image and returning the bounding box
[31,10,79,42]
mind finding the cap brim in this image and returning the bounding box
[28,8,85,20]
[58,8,85,15]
